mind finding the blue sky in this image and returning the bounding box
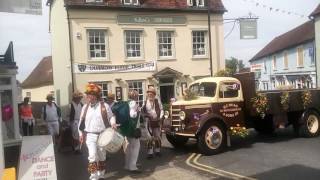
[0,0,319,81]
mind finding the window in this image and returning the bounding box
[297,47,304,67]
[309,47,315,65]
[272,56,277,71]
[219,82,240,98]
[263,60,267,73]
[125,30,143,58]
[189,0,205,7]
[199,82,216,97]
[189,83,200,95]
[92,82,109,99]
[87,29,107,59]
[158,31,174,58]
[128,81,144,106]
[283,52,288,69]
[192,31,207,57]
[263,82,268,90]
[123,0,139,5]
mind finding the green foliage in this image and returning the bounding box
[280,91,290,111]
[302,90,312,109]
[214,69,232,77]
[162,103,170,111]
[226,57,245,75]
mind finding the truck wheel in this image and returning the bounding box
[197,121,227,155]
[299,111,320,137]
[166,134,189,148]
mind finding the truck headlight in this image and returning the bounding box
[164,110,169,119]
[179,111,186,120]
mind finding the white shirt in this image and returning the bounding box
[71,102,82,121]
[144,99,164,119]
[43,104,59,122]
[129,100,138,118]
[78,102,116,136]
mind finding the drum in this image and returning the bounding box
[97,128,124,153]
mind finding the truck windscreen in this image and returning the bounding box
[189,82,217,97]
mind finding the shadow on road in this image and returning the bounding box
[252,164,320,180]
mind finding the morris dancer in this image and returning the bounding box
[142,87,164,159]
[118,90,142,173]
[69,91,83,153]
[78,83,116,180]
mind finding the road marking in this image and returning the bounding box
[186,153,257,180]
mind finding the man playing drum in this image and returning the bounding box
[78,83,117,180]
[142,87,164,159]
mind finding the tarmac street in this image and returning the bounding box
[56,128,320,180]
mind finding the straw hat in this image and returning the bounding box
[72,91,83,99]
[85,83,101,97]
[147,86,156,95]
[107,92,115,100]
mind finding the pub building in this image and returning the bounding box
[47,0,226,116]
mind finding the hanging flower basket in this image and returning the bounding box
[251,93,269,119]
[302,90,312,109]
[280,91,290,112]
[229,124,249,138]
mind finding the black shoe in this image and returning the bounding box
[147,154,154,159]
[155,152,162,157]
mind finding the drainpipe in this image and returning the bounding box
[66,7,75,92]
[207,0,213,77]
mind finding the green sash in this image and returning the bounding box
[119,100,138,137]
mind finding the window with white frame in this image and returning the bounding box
[87,29,107,59]
[158,31,174,58]
[125,30,143,58]
[123,0,139,5]
[188,0,205,7]
[128,81,144,106]
[297,47,304,67]
[272,56,277,71]
[192,31,207,57]
[283,51,288,69]
[92,81,109,99]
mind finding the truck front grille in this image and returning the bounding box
[171,106,181,129]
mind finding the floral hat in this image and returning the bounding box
[85,83,101,97]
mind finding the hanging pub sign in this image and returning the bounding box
[74,61,156,74]
[240,18,257,39]
[0,0,42,15]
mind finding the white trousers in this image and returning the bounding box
[47,121,59,136]
[124,137,140,170]
[86,133,106,180]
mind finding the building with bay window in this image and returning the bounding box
[47,0,226,116]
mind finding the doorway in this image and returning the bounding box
[159,77,175,104]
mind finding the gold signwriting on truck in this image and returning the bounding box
[220,103,241,118]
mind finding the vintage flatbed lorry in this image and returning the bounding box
[163,72,320,155]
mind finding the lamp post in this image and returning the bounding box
[207,0,213,77]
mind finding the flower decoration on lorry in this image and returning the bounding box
[251,93,269,119]
[183,89,198,101]
[280,91,290,112]
[229,124,249,138]
[302,90,312,109]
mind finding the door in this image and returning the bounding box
[160,85,174,104]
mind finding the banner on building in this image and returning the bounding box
[74,61,156,74]
[0,0,42,15]
[240,18,257,39]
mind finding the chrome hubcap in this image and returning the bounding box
[205,126,222,149]
[307,115,319,134]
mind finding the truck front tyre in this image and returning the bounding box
[298,111,320,137]
[197,121,227,155]
[166,134,189,148]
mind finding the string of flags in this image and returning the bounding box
[234,0,306,18]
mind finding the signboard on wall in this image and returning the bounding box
[118,15,187,25]
[0,0,42,15]
[74,61,156,74]
[240,18,257,39]
[250,64,262,72]
[18,136,57,180]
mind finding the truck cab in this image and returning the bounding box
[163,77,246,155]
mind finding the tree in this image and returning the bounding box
[226,57,245,75]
